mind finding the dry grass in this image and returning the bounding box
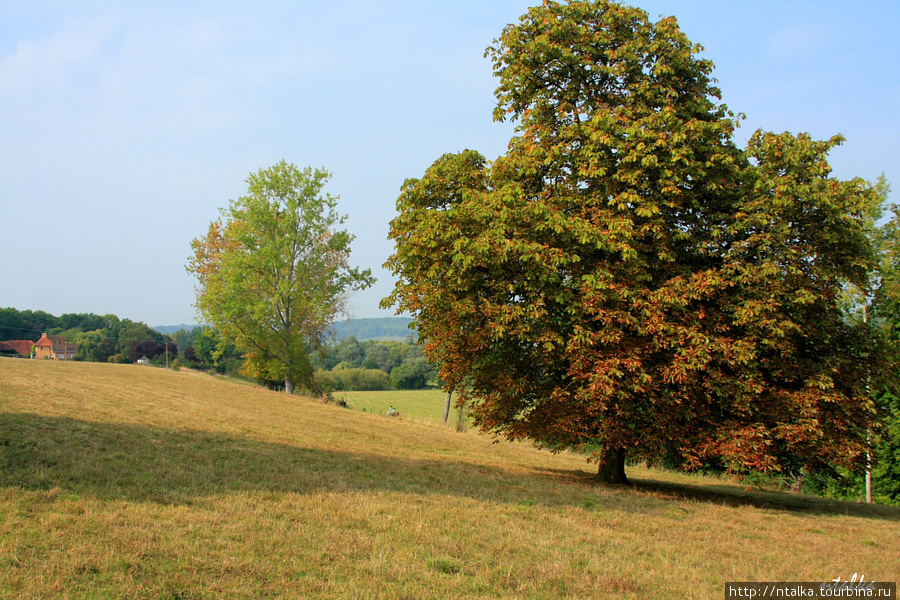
[0,358,897,599]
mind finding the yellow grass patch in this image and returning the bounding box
[1,358,897,599]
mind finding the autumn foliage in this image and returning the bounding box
[383,1,885,483]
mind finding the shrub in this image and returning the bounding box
[315,368,390,391]
[389,357,432,389]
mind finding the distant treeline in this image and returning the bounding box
[312,335,433,391]
[167,326,435,392]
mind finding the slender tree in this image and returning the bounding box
[188,161,373,394]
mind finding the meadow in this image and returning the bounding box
[0,359,897,599]
[333,389,462,427]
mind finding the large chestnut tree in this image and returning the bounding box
[383,0,884,483]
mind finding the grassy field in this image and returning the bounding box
[0,358,897,599]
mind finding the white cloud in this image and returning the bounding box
[0,15,116,96]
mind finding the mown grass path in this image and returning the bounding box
[1,359,897,599]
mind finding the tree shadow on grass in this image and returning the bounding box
[2,412,898,521]
[537,466,900,522]
[0,413,556,507]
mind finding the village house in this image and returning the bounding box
[52,339,78,360]
[0,339,35,357]
[33,333,54,359]
[5,333,79,360]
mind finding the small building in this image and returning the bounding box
[136,356,151,365]
[33,333,54,359]
[53,340,77,360]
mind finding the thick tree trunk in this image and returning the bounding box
[285,378,295,394]
[596,447,628,485]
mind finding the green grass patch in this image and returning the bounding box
[336,389,464,426]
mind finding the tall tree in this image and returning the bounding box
[383,0,884,484]
[188,161,373,394]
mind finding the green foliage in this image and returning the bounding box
[336,336,364,368]
[74,329,115,362]
[362,342,394,373]
[315,367,391,392]
[0,308,27,340]
[191,326,220,364]
[113,320,165,362]
[311,337,433,391]
[0,308,115,343]
[384,0,885,484]
[187,161,374,394]
[389,357,433,390]
[872,393,900,504]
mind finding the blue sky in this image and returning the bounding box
[2,1,898,327]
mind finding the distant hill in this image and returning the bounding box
[153,324,198,335]
[329,317,416,341]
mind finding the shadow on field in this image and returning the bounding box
[0,413,562,507]
[2,412,898,521]
[629,477,900,521]
[536,467,900,522]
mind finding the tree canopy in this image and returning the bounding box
[383,0,887,483]
[188,161,374,394]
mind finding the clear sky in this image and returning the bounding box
[2,1,898,327]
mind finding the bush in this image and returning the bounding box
[389,357,432,389]
[315,368,390,391]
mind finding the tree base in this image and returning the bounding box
[597,447,629,485]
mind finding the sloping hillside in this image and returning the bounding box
[0,359,897,599]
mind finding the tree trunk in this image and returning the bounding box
[442,390,452,426]
[284,351,295,394]
[597,447,628,485]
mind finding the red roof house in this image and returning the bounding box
[1,333,78,360]
[0,340,34,357]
